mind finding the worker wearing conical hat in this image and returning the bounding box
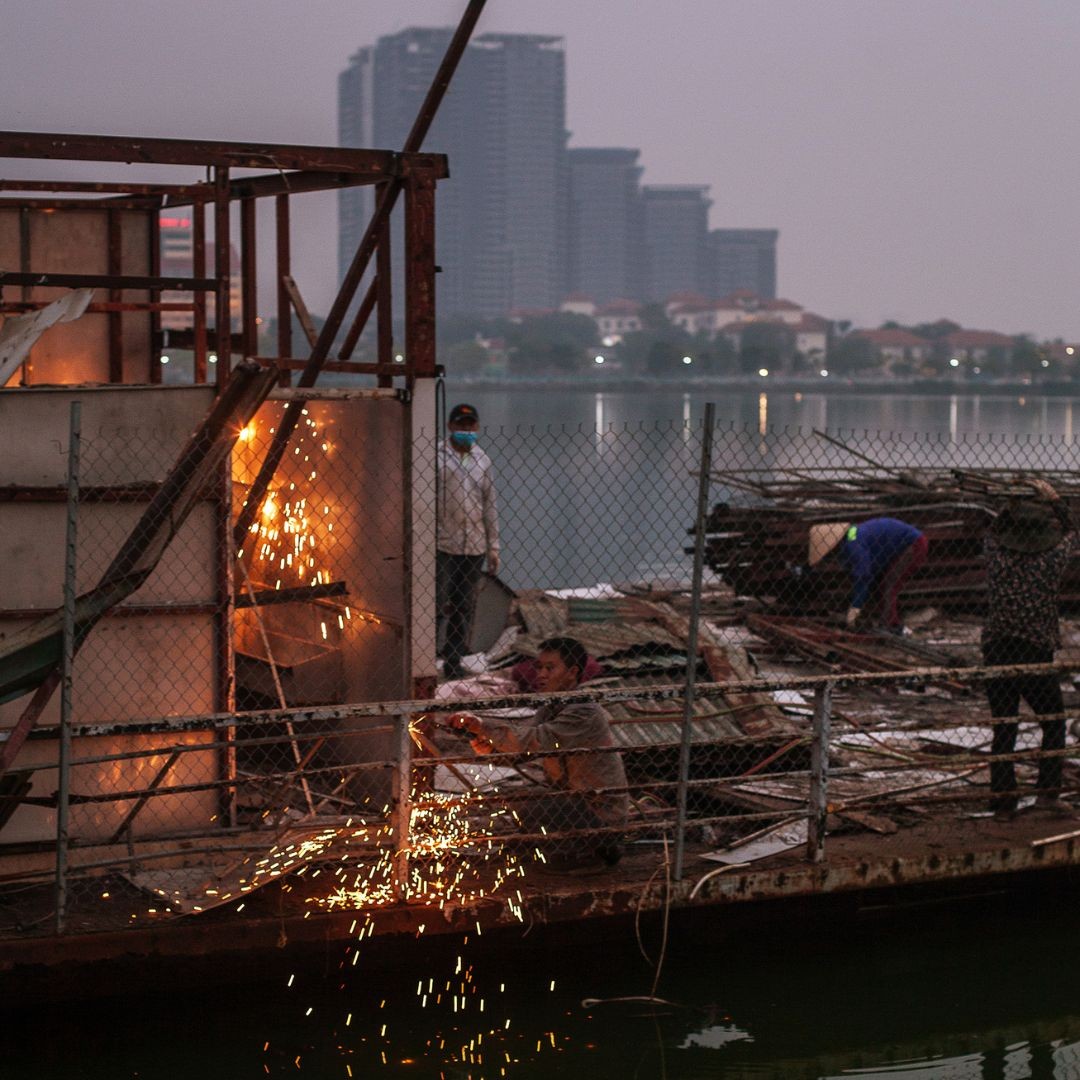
[808,517,928,631]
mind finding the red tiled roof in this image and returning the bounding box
[713,290,761,307]
[562,292,594,303]
[945,329,1015,348]
[665,291,709,307]
[595,299,642,316]
[795,313,830,332]
[852,328,930,347]
[761,298,802,311]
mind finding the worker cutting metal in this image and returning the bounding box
[807,517,928,633]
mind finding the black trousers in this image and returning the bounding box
[983,637,1066,806]
[437,551,484,674]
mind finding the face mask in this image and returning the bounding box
[450,432,478,450]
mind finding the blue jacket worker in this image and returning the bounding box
[808,517,928,630]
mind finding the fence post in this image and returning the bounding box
[391,714,413,903]
[55,400,81,934]
[807,681,833,863]
[674,401,715,881]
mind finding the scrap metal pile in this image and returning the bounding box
[695,457,1080,614]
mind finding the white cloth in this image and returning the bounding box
[437,441,499,560]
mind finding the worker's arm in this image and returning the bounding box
[845,541,874,610]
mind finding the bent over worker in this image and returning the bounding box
[808,516,928,631]
[983,479,1078,821]
[448,636,628,868]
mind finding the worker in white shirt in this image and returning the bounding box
[437,403,500,679]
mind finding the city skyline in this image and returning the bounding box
[2,1,1078,338]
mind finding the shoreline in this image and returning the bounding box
[447,375,1080,396]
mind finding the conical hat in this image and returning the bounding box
[808,522,851,566]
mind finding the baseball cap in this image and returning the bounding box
[448,403,479,424]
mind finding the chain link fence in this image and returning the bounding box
[3,404,1080,937]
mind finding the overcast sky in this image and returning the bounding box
[4,0,1079,338]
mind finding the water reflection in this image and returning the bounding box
[456,388,1080,592]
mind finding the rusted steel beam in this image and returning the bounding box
[233,580,347,609]
[240,197,258,360]
[148,199,162,385]
[106,750,181,845]
[0,604,218,619]
[0,131,403,174]
[336,278,378,361]
[0,197,161,210]
[0,179,198,195]
[0,270,215,291]
[168,327,243,352]
[403,164,437,381]
[267,358,393,375]
[376,191,393,387]
[0,482,161,502]
[213,166,231,387]
[274,195,292,387]
[281,276,318,348]
[0,301,195,314]
[192,200,208,383]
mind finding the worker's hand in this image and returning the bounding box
[487,552,500,575]
[845,606,861,628]
[1027,478,1059,502]
[447,711,483,737]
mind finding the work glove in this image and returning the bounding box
[845,606,861,627]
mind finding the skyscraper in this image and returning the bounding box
[566,148,643,304]
[337,45,374,297]
[337,29,568,317]
[640,185,712,302]
[710,229,778,299]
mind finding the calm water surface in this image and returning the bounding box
[443,389,1080,592]
[12,894,1080,1078]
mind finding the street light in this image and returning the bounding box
[594,355,605,365]
[681,355,693,365]
[949,358,960,368]
[758,368,769,378]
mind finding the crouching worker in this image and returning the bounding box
[448,636,628,869]
[983,479,1078,821]
[808,517,928,632]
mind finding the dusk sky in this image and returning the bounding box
[4,0,1079,339]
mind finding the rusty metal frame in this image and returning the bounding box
[0,130,447,391]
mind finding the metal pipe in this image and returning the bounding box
[55,400,81,934]
[674,401,715,880]
[392,714,413,902]
[807,681,833,863]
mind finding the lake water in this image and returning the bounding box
[13,885,1080,1078]
[441,388,1080,593]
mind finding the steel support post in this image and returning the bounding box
[807,681,833,863]
[213,166,231,387]
[403,166,437,383]
[376,184,394,387]
[391,714,413,903]
[55,400,81,934]
[192,199,208,383]
[240,197,258,360]
[673,401,716,880]
[148,199,162,385]
[275,194,292,387]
